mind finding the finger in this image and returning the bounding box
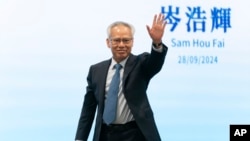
[160,13,165,23]
[162,20,167,29]
[156,13,162,23]
[158,13,165,25]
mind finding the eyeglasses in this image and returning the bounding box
[109,38,133,45]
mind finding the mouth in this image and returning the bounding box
[117,50,126,53]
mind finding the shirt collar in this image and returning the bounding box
[111,56,129,69]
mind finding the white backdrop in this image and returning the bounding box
[0,0,250,141]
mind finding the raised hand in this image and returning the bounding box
[146,13,167,44]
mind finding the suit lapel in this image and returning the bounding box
[123,54,137,85]
[98,60,111,110]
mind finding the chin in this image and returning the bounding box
[121,54,129,58]
[115,55,126,61]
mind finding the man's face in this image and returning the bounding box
[106,25,133,63]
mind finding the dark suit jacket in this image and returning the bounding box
[75,44,168,141]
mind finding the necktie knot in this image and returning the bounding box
[114,63,122,70]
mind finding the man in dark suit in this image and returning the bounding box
[75,13,168,141]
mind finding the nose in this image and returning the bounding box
[117,40,126,46]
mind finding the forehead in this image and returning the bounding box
[110,25,133,36]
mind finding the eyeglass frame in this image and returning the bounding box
[109,38,133,45]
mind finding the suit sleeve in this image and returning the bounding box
[142,43,168,79]
[75,66,97,141]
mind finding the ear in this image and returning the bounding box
[106,38,111,48]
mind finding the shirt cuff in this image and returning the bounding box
[152,45,163,53]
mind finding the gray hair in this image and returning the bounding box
[106,21,135,38]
